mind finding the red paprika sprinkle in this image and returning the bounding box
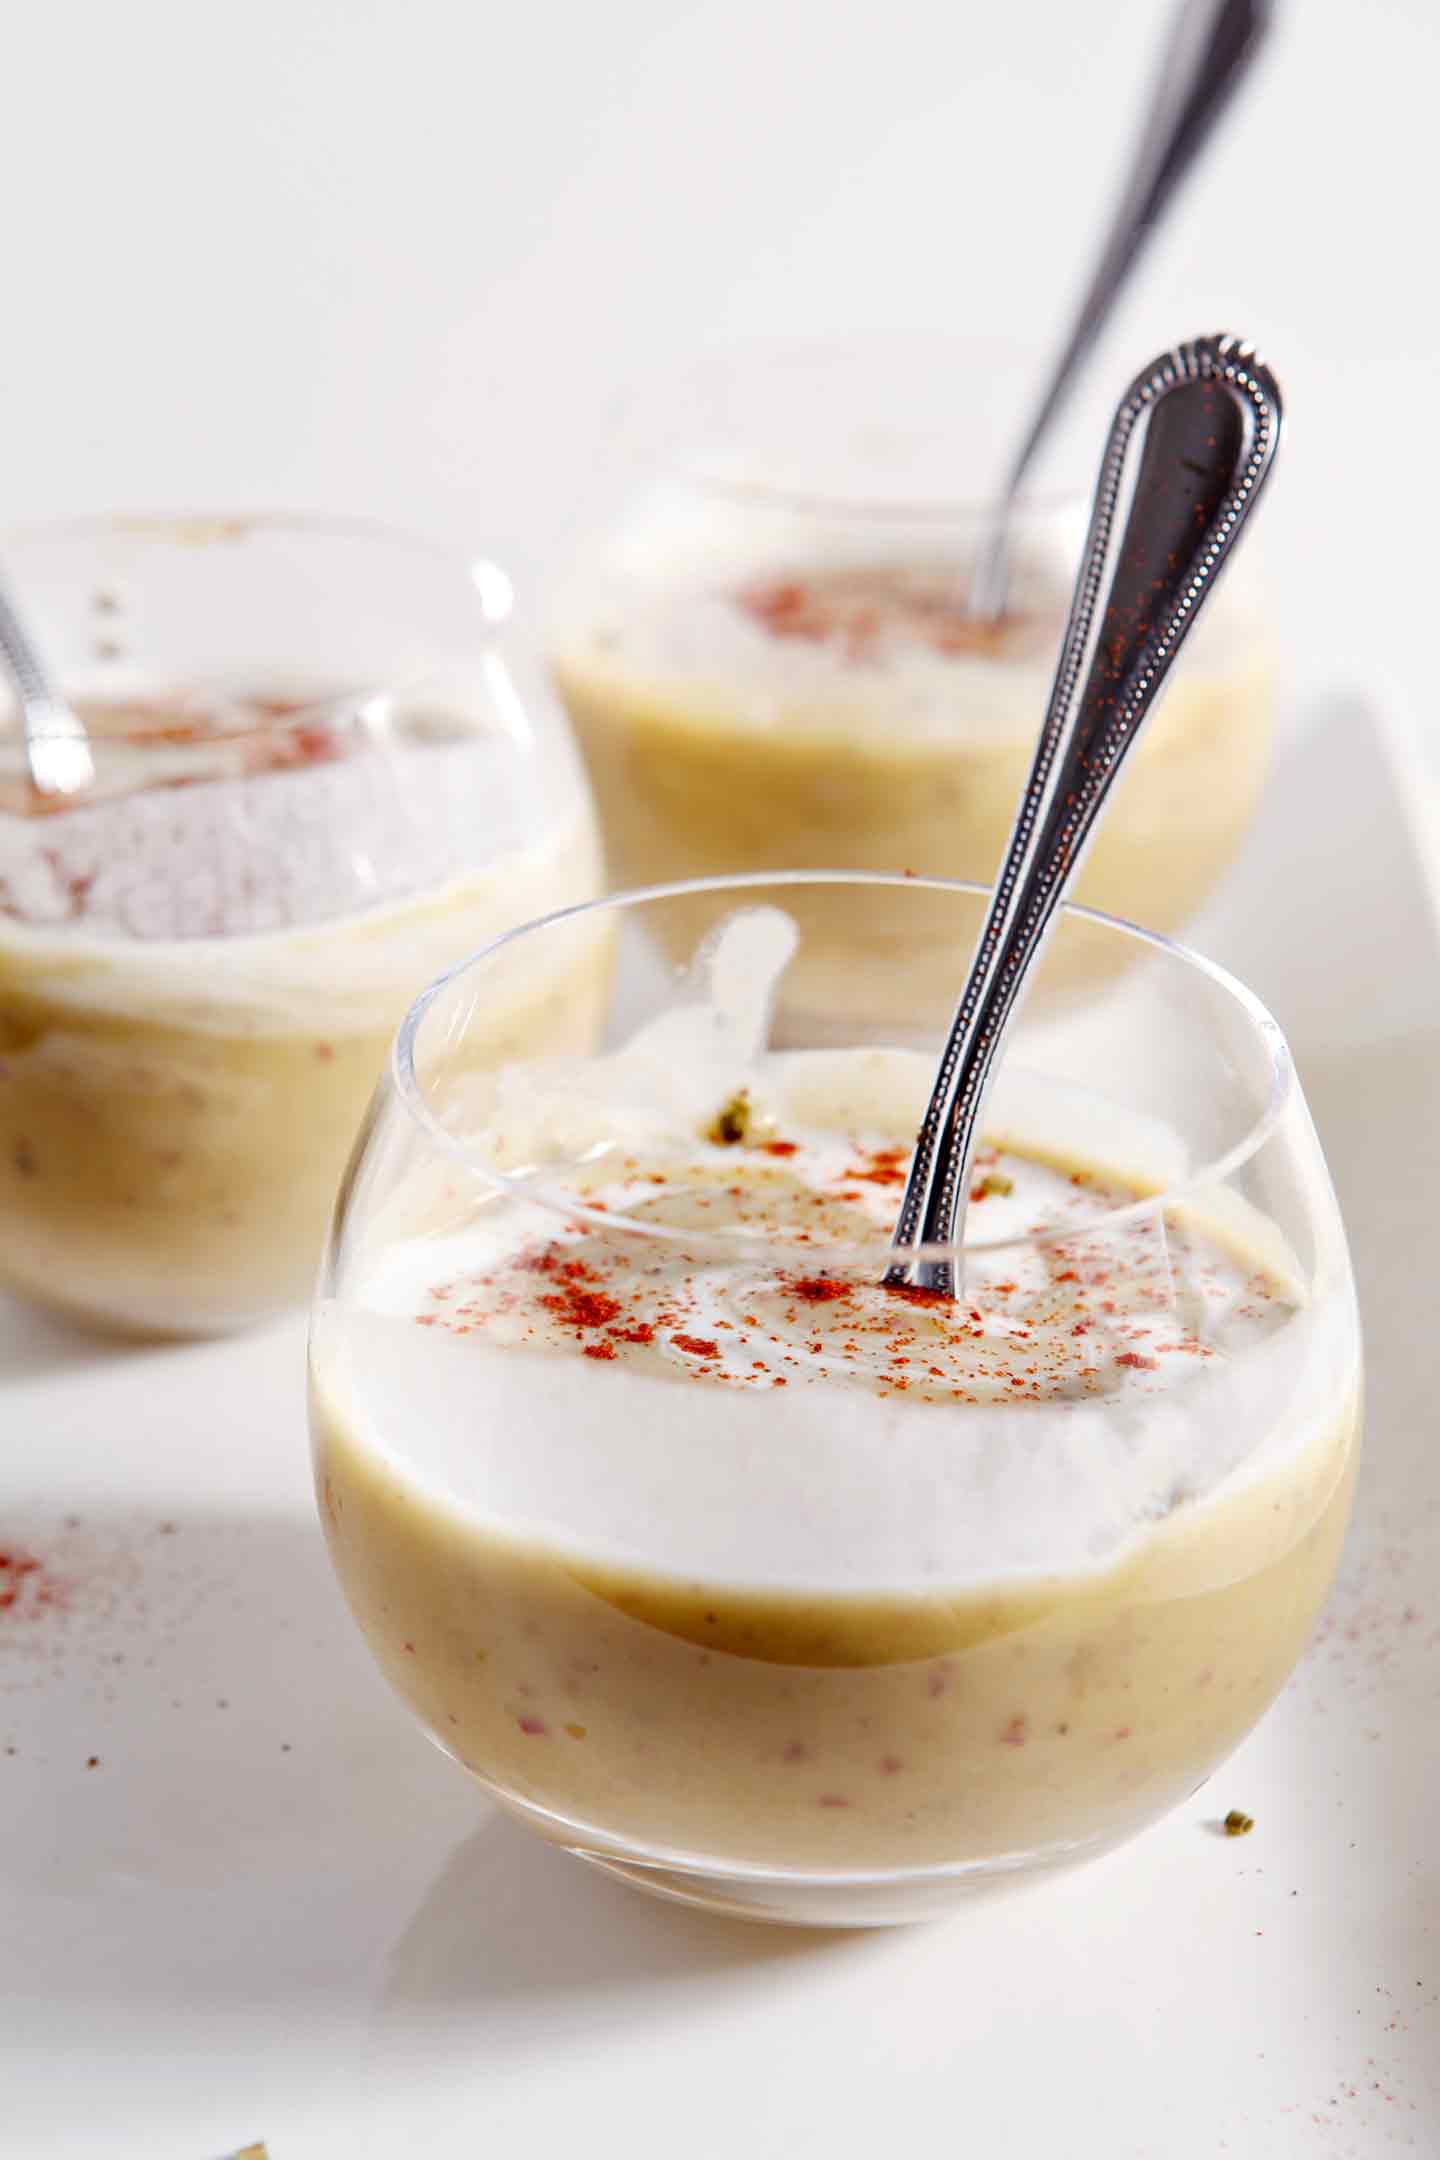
[784,1275,851,1304]
[884,1281,947,1309]
[540,1288,623,1329]
[0,1550,63,1619]
[672,1334,720,1359]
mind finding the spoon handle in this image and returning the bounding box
[889,334,1282,1294]
[0,561,94,798]
[969,0,1272,617]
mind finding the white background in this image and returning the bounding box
[4,9,1439,2156]
[3,0,1434,706]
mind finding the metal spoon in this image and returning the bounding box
[0,563,95,799]
[888,333,1281,1296]
[968,0,1272,620]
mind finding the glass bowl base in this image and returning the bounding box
[525,1809,1155,1928]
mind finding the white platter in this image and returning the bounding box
[2,694,1436,2158]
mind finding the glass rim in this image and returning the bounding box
[390,871,1296,1263]
[668,467,1085,527]
[0,509,519,755]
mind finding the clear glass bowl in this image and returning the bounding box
[0,514,601,1337]
[310,874,1359,1927]
[548,337,1275,978]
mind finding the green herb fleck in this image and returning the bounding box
[707,1091,752,1146]
[1223,1809,1255,1838]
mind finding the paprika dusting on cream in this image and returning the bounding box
[0,1549,64,1620]
[1,691,348,823]
[397,1115,1265,1413]
[734,567,1045,668]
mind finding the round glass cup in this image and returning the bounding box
[547,335,1275,986]
[0,514,600,1338]
[310,874,1359,1928]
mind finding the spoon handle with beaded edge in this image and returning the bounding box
[888,334,1283,1297]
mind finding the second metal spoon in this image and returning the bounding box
[968,0,1272,620]
[888,332,1282,1296]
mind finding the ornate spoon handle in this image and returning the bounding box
[888,333,1282,1294]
